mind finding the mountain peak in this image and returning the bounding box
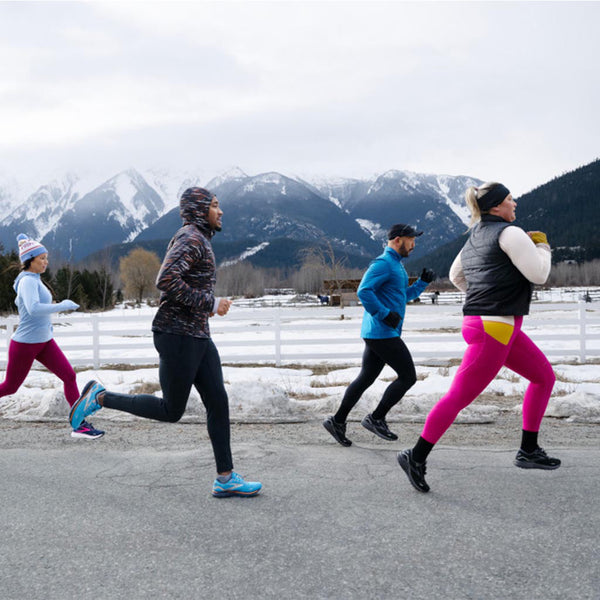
[206,166,248,190]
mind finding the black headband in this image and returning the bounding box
[477,184,511,212]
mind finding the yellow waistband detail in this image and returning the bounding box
[482,320,514,345]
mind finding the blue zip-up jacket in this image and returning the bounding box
[358,246,429,339]
[12,272,79,343]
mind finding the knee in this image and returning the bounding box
[545,366,556,389]
[536,362,556,389]
[165,409,184,423]
[397,371,417,391]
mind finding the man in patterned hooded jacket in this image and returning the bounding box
[69,187,262,498]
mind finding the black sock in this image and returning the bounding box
[520,429,539,454]
[412,436,435,464]
[371,410,385,421]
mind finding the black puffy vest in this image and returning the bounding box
[461,216,532,316]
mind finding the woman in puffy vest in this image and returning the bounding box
[398,182,559,493]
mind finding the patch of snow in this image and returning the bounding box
[219,242,270,267]
[356,218,386,241]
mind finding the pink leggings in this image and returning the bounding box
[0,339,79,407]
[421,316,555,444]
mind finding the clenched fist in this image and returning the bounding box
[216,298,232,316]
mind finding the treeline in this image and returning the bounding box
[0,248,115,312]
[215,244,365,297]
[517,158,600,263]
[2,246,599,314]
[546,259,600,287]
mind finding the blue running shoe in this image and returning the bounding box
[71,420,105,439]
[212,472,262,498]
[70,380,105,430]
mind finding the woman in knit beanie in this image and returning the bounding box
[0,234,104,439]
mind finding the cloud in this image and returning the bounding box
[0,1,598,195]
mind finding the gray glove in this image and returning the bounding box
[59,300,79,312]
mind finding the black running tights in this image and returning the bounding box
[334,337,417,423]
[102,332,233,473]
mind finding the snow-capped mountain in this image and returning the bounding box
[40,169,164,261]
[141,166,212,214]
[0,173,85,254]
[294,174,374,211]
[137,170,382,262]
[0,164,484,265]
[343,170,482,258]
[308,170,480,226]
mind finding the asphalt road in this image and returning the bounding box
[0,421,598,600]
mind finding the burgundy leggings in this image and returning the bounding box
[421,316,556,444]
[0,339,79,406]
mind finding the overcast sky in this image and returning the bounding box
[1,1,598,196]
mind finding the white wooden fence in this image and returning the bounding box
[1,303,599,368]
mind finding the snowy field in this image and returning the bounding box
[0,288,599,424]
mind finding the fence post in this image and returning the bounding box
[91,314,100,368]
[1,316,18,369]
[578,301,586,363]
[274,309,281,366]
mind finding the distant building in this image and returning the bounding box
[322,276,420,306]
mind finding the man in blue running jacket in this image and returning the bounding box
[323,223,435,446]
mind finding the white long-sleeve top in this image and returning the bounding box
[449,226,551,323]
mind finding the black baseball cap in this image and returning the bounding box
[387,224,423,239]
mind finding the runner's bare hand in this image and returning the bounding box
[216,299,232,316]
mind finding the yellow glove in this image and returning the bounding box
[529,231,548,245]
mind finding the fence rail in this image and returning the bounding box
[1,303,599,369]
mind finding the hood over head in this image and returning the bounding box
[179,187,216,237]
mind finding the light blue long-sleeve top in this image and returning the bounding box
[12,271,79,343]
[358,246,429,339]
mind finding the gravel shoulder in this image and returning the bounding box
[0,413,596,451]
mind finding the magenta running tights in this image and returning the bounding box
[0,339,79,406]
[421,316,556,444]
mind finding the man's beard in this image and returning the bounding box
[399,243,412,257]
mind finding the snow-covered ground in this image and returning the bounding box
[0,289,599,424]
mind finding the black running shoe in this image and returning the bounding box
[361,413,398,441]
[323,416,352,447]
[514,447,561,470]
[397,449,430,493]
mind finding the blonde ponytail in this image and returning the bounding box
[465,181,501,229]
[465,187,481,229]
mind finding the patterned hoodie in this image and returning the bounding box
[151,188,217,339]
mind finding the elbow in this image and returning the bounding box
[530,275,549,286]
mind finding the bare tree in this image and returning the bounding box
[119,248,162,303]
[547,260,600,287]
[216,262,266,297]
[298,241,349,306]
[87,247,117,310]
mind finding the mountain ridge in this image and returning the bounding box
[1,161,597,270]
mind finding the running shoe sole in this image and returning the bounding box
[361,416,398,441]
[514,459,561,470]
[71,430,105,439]
[212,489,261,498]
